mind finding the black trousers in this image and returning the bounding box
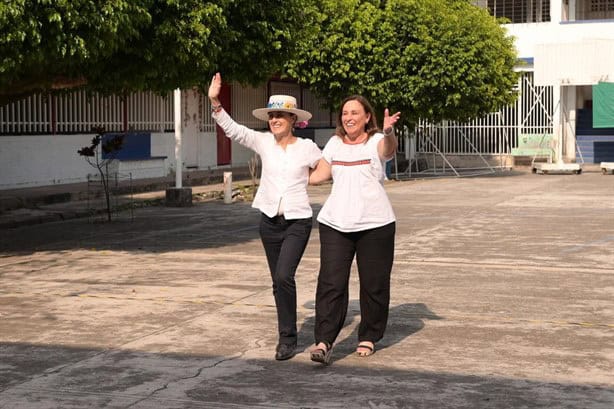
[315,222,395,346]
[259,214,313,345]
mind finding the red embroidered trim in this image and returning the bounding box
[331,159,371,166]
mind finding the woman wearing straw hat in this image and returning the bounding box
[208,73,321,361]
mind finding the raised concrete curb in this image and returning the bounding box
[0,170,255,229]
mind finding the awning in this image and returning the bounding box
[533,39,614,86]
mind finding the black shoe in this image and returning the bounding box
[275,343,297,361]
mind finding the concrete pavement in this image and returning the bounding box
[1,170,613,408]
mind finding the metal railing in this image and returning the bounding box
[412,72,554,157]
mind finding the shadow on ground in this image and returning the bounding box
[1,340,612,409]
[0,201,278,255]
[298,301,442,362]
[0,202,329,257]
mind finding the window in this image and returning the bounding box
[577,0,614,19]
[478,0,551,23]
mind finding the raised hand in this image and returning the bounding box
[383,108,401,133]
[208,72,222,101]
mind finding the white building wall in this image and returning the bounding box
[505,6,614,162]
[0,132,180,189]
[154,128,250,175]
[0,90,319,190]
[151,132,176,162]
[0,134,95,188]
[152,128,254,174]
[194,131,218,169]
[506,20,614,60]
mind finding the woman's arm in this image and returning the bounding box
[208,72,261,152]
[208,72,223,111]
[378,108,401,160]
[309,158,332,185]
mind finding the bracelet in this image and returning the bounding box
[211,103,222,113]
[384,127,394,135]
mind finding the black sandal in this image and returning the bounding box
[310,341,333,365]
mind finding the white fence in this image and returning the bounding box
[0,90,174,134]
[414,72,554,157]
[3,75,548,160]
[1,93,51,134]
[2,82,334,137]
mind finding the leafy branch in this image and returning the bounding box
[77,126,124,221]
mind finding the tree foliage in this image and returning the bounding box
[285,0,519,124]
[0,0,150,100]
[0,0,307,103]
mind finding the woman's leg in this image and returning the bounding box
[274,217,312,345]
[260,215,312,346]
[314,223,355,346]
[355,222,395,343]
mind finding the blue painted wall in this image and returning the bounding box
[101,132,151,160]
[576,109,614,163]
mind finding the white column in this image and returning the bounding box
[563,86,577,162]
[550,0,562,23]
[553,85,563,163]
[223,171,232,204]
[182,88,200,168]
[517,75,523,138]
[569,0,576,21]
[173,88,182,188]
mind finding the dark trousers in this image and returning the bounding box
[315,222,395,346]
[259,214,313,345]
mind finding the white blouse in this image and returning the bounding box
[317,133,396,232]
[213,110,322,219]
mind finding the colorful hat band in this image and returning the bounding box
[267,101,297,110]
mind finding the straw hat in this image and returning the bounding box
[252,95,312,122]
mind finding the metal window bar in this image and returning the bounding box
[579,0,614,19]
[484,0,550,23]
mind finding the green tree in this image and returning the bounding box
[285,0,519,125]
[0,0,307,104]
[0,0,151,101]
[284,0,382,111]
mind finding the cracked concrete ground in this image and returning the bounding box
[1,170,613,408]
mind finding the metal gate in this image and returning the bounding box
[397,72,554,177]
